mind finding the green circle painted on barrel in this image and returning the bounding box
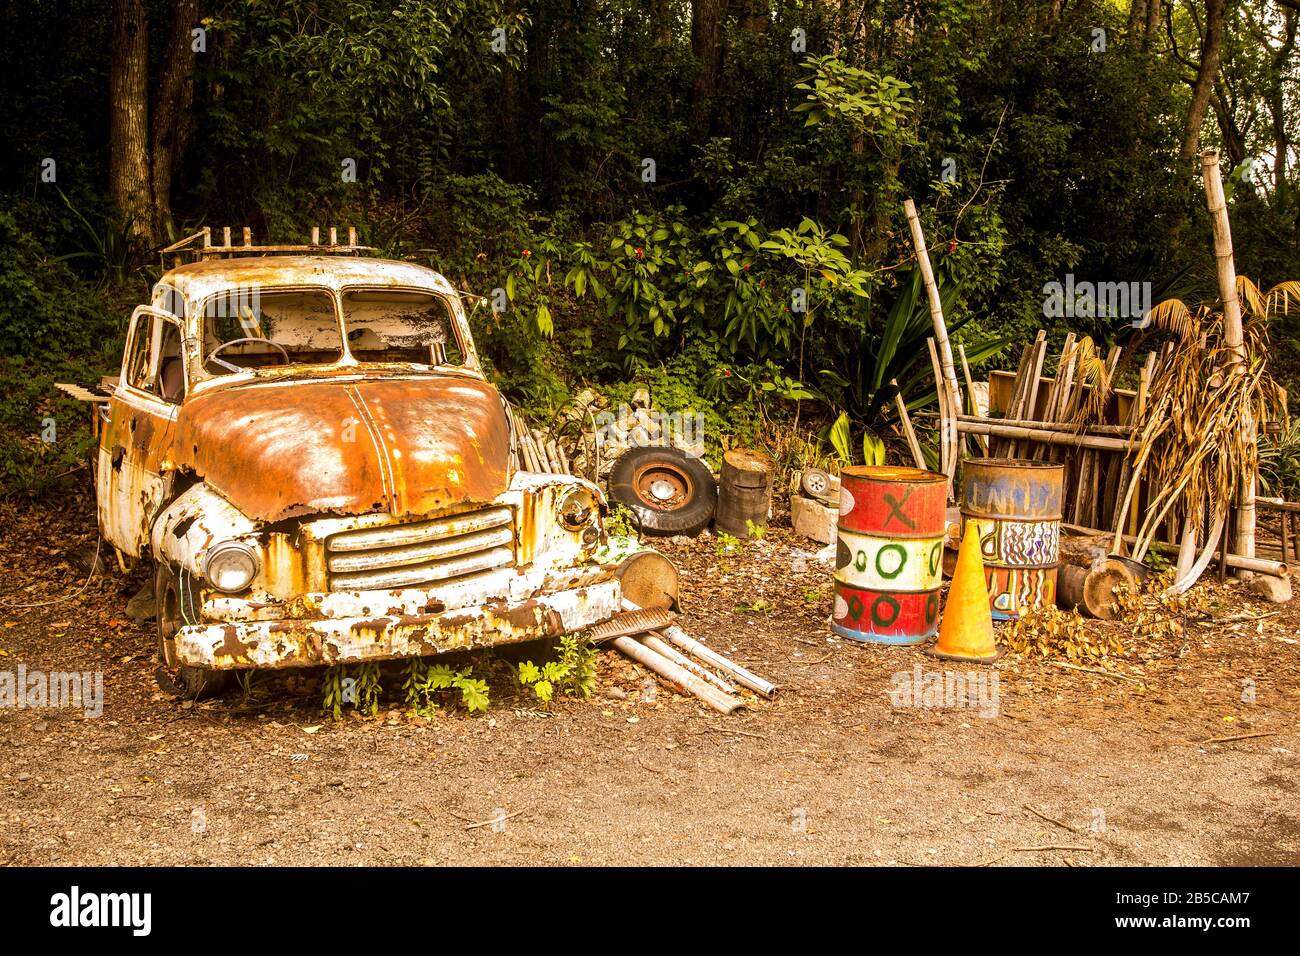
[871,593,901,627]
[875,543,907,579]
[855,548,868,573]
[928,540,942,576]
[848,594,864,620]
[924,591,939,625]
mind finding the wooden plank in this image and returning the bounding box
[1016,331,1048,457]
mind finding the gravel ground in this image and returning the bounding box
[1,502,1297,866]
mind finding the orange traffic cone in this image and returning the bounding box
[931,522,1001,663]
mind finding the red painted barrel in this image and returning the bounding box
[832,466,947,644]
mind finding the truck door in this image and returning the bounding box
[98,306,187,557]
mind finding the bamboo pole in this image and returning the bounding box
[1064,522,1287,578]
[956,345,990,455]
[926,337,954,477]
[957,415,1134,436]
[1201,148,1256,570]
[904,199,962,498]
[892,378,927,469]
[956,420,1136,451]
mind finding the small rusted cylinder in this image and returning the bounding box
[715,449,772,538]
[1056,559,1138,620]
[960,458,1064,620]
[832,465,947,644]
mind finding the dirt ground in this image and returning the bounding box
[1,500,1297,867]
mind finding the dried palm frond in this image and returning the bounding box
[1143,298,1201,340]
[1113,304,1281,560]
[1263,280,1300,318]
[1237,276,1266,317]
[1061,335,1112,425]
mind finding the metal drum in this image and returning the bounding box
[832,466,947,644]
[960,458,1064,620]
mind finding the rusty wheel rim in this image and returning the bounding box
[631,462,694,512]
[158,576,182,671]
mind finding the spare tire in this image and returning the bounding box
[609,446,717,537]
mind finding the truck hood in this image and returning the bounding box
[174,374,510,522]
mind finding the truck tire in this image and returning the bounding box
[609,446,717,537]
[154,562,232,700]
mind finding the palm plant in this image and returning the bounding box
[818,266,1012,432]
[55,190,138,286]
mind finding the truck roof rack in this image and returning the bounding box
[160,226,375,268]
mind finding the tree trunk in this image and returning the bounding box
[110,0,155,245]
[691,0,726,134]
[1128,0,1147,37]
[1143,0,1162,50]
[1211,90,1248,170]
[1270,10,1296,206]
[150,0,198,243]
[1180,0,1226,159]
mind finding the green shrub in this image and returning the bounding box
[0,208,121,360]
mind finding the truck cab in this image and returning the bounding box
[89,230,675,697]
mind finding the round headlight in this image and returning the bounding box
[204,541,260,593]
[557,486,597,532]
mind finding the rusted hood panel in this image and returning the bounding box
[175,375,509,521]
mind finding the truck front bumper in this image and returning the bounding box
[174,577,624,670]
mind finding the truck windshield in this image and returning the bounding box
[341,289,464,366]
[202,289,342,374]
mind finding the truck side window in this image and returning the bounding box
[124,314,154,392]
[157,322,185,402]
[124,313,185,402]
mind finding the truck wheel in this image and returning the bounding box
[609,446,717,537]
[154,562,232,700]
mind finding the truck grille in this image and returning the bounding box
[326,506,515,591]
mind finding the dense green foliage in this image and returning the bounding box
[1,0,1297,499]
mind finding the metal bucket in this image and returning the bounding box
[832,465,947,644]
[960,458,1064,620]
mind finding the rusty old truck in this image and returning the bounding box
[84,229,677,698]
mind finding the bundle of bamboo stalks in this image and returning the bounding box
[510,409,572,476]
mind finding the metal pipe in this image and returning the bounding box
[639,633,738,695]
[658,623,778,698]
[610,636,742,714]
